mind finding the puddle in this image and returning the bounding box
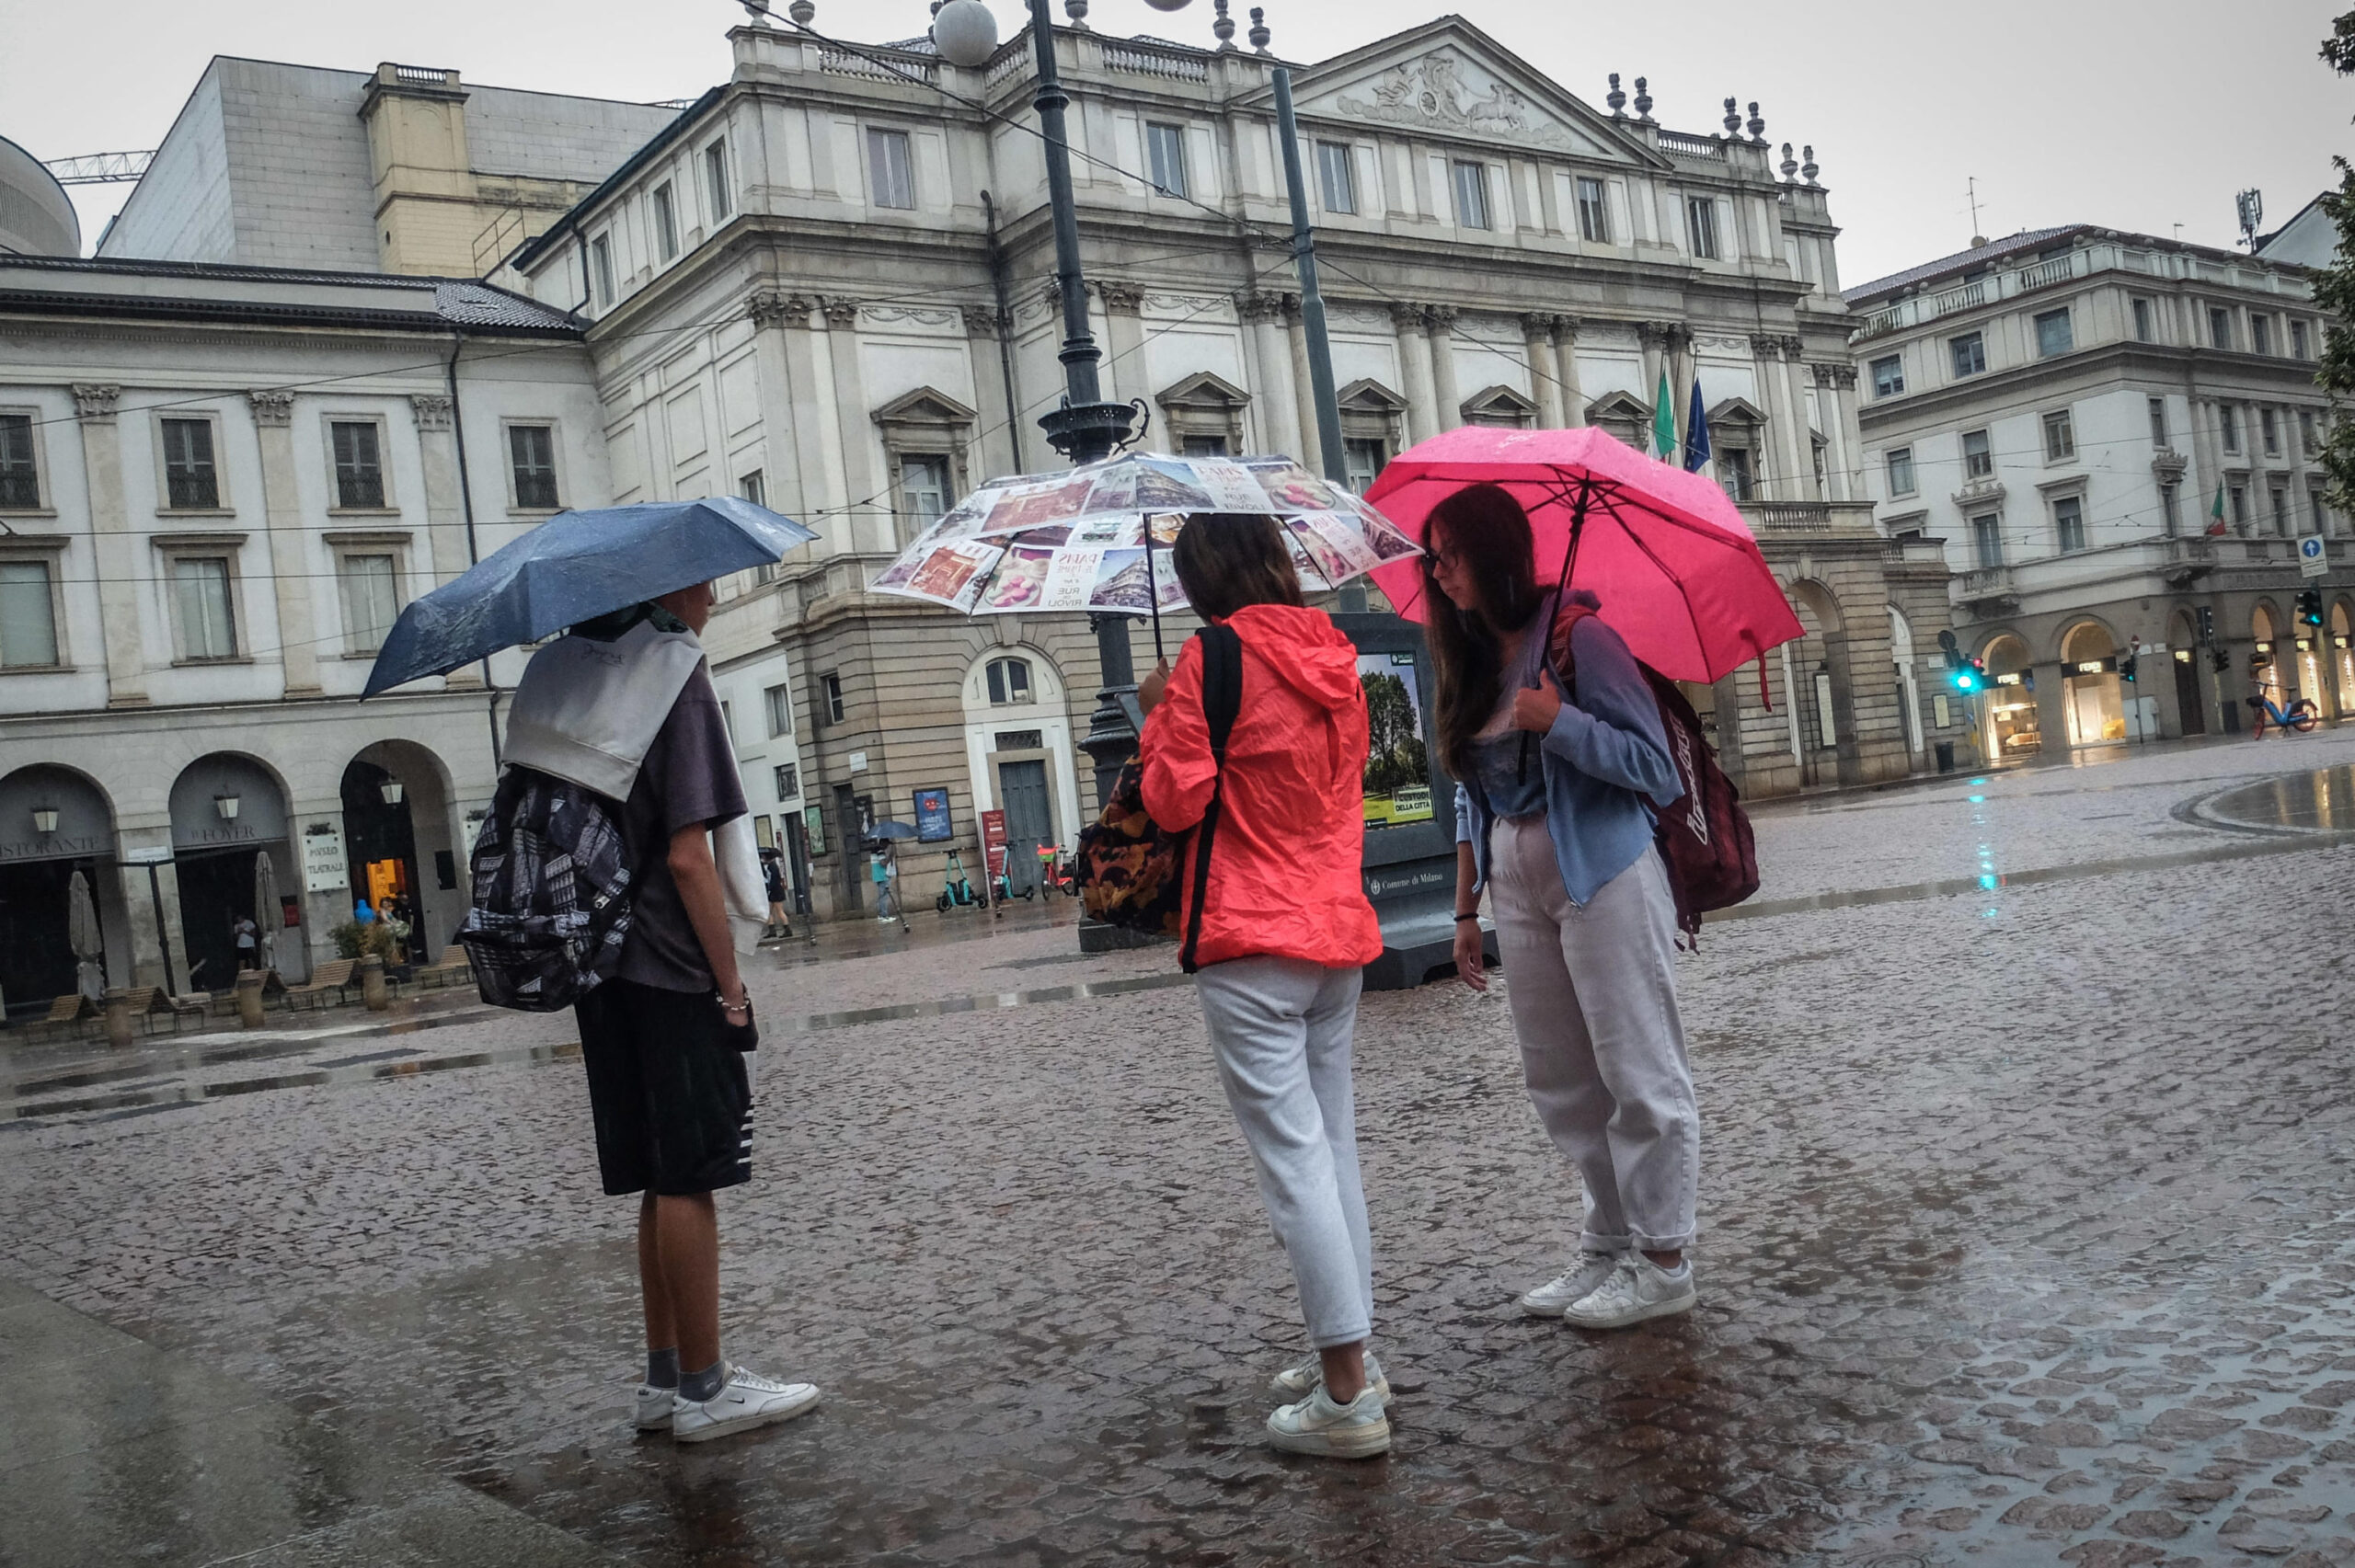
[4,1041,581,1123]
[2200,762,2355,833]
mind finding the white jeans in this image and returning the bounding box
[1193,956,1374,1348]
[1489,818,1699,1253]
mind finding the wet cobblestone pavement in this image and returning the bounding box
[7,731,2355,1566]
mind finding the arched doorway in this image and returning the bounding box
[2060,621,2125,747]
[170,754,293,992]
[1889,605,1924,758]
[1779,580,1853,785]
[2253,605,2287,712]
[2169,609,2207,736]
[0,765,121,1014]
[2333,601,2355,716]
[1980,633,2039,758]
[960,647,1083,896]
[341,740,461,963]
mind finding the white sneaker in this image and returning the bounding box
[1560,1253,1696,1330]
[671,1364,821,1443]
[1266,1384,1392,1459]
[1517,1252,1621,1318]
[1269,1349,1392,1406]
[634,1383,676,1431]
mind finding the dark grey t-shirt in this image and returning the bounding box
[615,667,747,992]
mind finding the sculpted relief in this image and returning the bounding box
[1331,52,1587,155]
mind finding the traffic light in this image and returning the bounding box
[2297,589,2325,628]
[2119,651,2138,682]
[2211,647,2232,673]
[2197,605,2216,645]
[1951,658,1984,693]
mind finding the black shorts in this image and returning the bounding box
[577,977,752,1196]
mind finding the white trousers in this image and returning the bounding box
[1193,956,1375,1348]
[1489,818,1699,1253]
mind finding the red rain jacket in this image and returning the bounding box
[1140,602,1384,971]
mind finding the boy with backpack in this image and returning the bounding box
[481,581,818,1443]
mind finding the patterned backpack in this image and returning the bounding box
[459,766,636,1012]
[1077,624,1242,967]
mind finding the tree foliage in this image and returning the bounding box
[2316,13,2355,512]
[1361,670,1430,796]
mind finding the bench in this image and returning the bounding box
[413,944,473,990]
[281,958,357,1011]
[25,991,94,1041]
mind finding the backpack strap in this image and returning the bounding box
[1179,624,1244,975]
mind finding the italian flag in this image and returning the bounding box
[2205,481,2228,537]
[1653,370,1677,462]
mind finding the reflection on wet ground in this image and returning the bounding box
[2200,761,2355,833]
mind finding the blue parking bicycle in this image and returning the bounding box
[2250,693,2320,738]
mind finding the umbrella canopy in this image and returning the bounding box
[865,821,921,841]
[67,870,104,1002]
[871,452,1420,626]
[365,497,818,695]
[1363,426,1803,685]
[254,851,279,972]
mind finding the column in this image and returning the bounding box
[247,389,322,697]
[113,823,182,991]
[1097,282,1148,410]
[1666,323,1694,454]
[1552,315,1585,427]
[2030,660,2072,752]
[288,806,348,982]
[1393,303,1436,446]
[1284,295,1324,475]
[1246,294,1301,460]
[821,298,879,552]
[1782,339,1821,499]
[961,306,1020,481]
[1750,336,1798,499]
[747,288,815,524]
[1426,305,1463,432]
[1813,361,1857,502]
[1522,314,1563,428]
[74,384,146,707]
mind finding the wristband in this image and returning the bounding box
[1453,912,1480,923]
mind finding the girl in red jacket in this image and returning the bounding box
[1139,513,1390,1459]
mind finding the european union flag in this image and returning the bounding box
[1683,378,1711,473]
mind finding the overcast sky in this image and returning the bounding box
[4,0,2344,287]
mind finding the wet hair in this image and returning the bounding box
[1420,484,1545,782]
[1169,512,1304,622]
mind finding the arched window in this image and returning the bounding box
[985,657,1032,705]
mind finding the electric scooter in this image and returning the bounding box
[936,850,983,911]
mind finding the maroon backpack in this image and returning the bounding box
[1548,604,1758,948]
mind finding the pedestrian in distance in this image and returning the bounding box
[511,582,820,1443]
[1138,512,1393,1459]
[1424,484,1701,1330]
[760,848,791,939]
[232,914,259,971]
[352,898,375,926]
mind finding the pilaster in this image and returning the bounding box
[1522,314,1561,428]
[961,305,1020,482]
[1392,303,1435,447]
[1097,283,1147,411]
[408,393,480,688]
[747,287,818,526]
[1551,315,1584,428]
[1283,296,1322,474]
[247,389,323,697]
[74,384,146,707]
[1425,305,1462,434]
[1243,294,1300,459]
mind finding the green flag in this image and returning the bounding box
[2206,481,2227,537]
[1652,371,1677,461]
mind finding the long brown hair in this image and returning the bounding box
[1171,512,1304,621]
[1421,484,1544,781]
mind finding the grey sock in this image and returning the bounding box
[680,1358,728,1402]
[646,1347,679,1390]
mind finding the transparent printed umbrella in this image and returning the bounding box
[870,452,1421,659]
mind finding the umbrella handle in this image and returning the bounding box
[1520,476,1593,786]
[1146,524,1166,666]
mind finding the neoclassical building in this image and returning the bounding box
[506,8,1959,917]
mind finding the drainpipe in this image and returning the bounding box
[445,331,502,768]
[981,191,1026,474]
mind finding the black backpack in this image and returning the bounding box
[459,766,636,1012]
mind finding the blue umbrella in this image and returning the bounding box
[364,497,816,696]
[866,821,921,841]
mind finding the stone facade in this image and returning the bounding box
[1849,225,2339,758]
[509,13,1957,914]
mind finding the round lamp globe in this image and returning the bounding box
[932,0,1001,67]
[1141,0,1195,9]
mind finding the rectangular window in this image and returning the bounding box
[2053,495,2086,553]
[1180,434,1228,457]
[1316,141,1356,214]
[1886,446,1916,497]
[1575,176,1610,243]
[741,472,776,582]
[704,142,729,223]
[1684,195,1718,259]
[900,454,949,543]
[774,763,799,800]
[2261,407,2281,456]
[867,128,914,210]
[1717,446,1753,502]
[2042,409,2075,462]
[2034,308,2074,358]
[1453,161,1492,230]
[2131,297,2154,342]
[160,418,219,509]
[2293,319,2313,360]
[2210,306,2234,349]
[2315,481,2331,532]
[0,414,38,509]
[329,420,385,509]
[2302,410,2320,457]
[1963,428,1993,479]
[2250,315,2273,356]
[592,235,615,306]
[171,555,236,660]
[2230,484,2248,525]
[764,682,795,738]
[2272,484,2292,536]
[1343,437,1386,493]
[821,671,844,725]
[1949,332,1986,378]
[337,553,398,655]
[652,182,678,262]
[1870,354,1905,398]
[0,559,58,668]
[1146,122,1188,198]
[510,425,558,509]
[2220,404,2241,454]
[1971,514,2003,569]
[2148,396,2168,448]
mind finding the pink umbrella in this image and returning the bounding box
[1363,426,1802,685]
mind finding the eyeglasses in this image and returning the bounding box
[1430,546,1465,571]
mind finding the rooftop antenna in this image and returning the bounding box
[2235,188,2263,249]
[1966,176,1986,246]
